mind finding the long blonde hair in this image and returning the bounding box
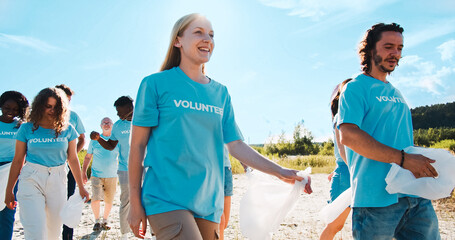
[160,13,206,73]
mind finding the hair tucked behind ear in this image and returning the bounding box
[160,13,206,74]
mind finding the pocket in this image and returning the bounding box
[18,165,37,181]
[156,222,183,240]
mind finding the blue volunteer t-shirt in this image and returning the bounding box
[332,114,346,166]
[337,73,413,208]
[110,119,131,172]
[87,134,119,178]
[16,122,79,167]
[69,111,86,135]
[0,120,20,163]
[224,146,231,168]
[133,67,243,223]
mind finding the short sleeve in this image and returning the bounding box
[15,124,29,143]
[337,82,367,129]
[221,89,243,144]
[133,77,160,127]
[87,140,95,154]
[110,123,118,141]
[73,112,86,134]
[67,125,79,142]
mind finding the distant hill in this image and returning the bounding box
[411,101,455,129]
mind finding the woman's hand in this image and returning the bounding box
[278,168,313,194]
[4,190,17,210]
[129,203,147,239]
[328,172,334,182]
[78,187,90,203]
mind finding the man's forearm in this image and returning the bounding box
[339,124,401,164]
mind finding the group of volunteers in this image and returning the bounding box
[0,12,443,240]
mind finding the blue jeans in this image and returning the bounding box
[0,182,17,240]
[352,197,440,240]
[224,167,233,197]
[329,163,350,202]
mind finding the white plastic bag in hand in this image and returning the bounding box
[0,162,12,210]
[319,187,351,224]
[60,189,85,228]
[240,168,311,240]
[385,146,455,200]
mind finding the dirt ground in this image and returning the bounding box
[12,173,455,239]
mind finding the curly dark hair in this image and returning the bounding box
[358,23,404,73]
[330,78,352,119]
[114,96,134,107]
[28,88,69,137]
[55,84,74,97]
[0,91,30,126]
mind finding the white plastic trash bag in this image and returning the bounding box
[0,162,12,210]
[319,187,351,224]
[240,168,311,240]
[60,189,85,228]
[385,146,455,200]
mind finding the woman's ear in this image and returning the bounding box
[174,38,182,48]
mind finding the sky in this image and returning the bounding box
[1,0,455,146]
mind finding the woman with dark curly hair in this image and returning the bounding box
[4,88,89,240]
[0,90,29,240]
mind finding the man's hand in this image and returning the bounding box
[402,153,438,178]
[90,131,100,140]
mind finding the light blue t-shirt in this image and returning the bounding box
[224,146,231,168]
[69,111,85,135]
[110,119,131,172]
[16,122,79,167]
[337,73,413,208]
[332,114,346,166]
[87,134,119,178]
[0,120,19,163]
[133,67,243,223]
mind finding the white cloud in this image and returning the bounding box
[406,20,455,49]
[392,55,453,95]
[258,0,396,20]
[437,39,455,61]
[0,33,61,53]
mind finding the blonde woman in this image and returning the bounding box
[4,88,89,240]
[129,13,312,240]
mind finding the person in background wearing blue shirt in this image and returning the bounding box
[82,117,119,232]
[4,87,90,240]
[55,84,86,240]
[128,13,312,240]
[220,148,233,240]
[338,23,440,239]
[320,79,351,240]
[90,96,133,240]
[0,91,29,240]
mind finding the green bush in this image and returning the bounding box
[414,128,455,147]
[319,139,334,156]
[430,139,455,151]
[78,149,92,178]
[262,121,320,157]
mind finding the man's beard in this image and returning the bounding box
[372,50,399,73]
